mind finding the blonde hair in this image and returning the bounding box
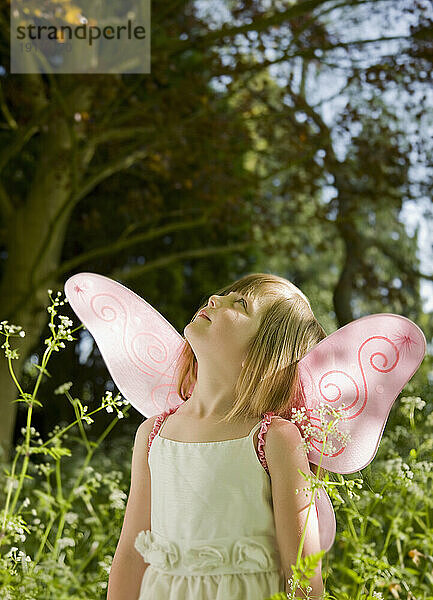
[175,273,328,479]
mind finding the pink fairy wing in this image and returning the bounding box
[297,313,426,474]
[300,313,425,552]
[314,487,336,553]
[64,272,184,417]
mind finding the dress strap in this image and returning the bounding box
[257,412,277,475]
[147,404,181,454]
[147,406,279,465]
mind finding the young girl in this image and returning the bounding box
[107,273,326,600]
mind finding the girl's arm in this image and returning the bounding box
[266,418,324,599]
[107,415,158,600]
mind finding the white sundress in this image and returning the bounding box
[134,406,286,600]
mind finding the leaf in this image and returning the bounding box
[365,515,383,529]
[339,565,364,584]
[290,550,325,589]
[33,363,52,377]
[33,489,56,508]
[32,446,72,460]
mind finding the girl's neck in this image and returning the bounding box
[179,397,234,420]
[185,375,239,419]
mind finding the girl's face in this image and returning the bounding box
[184,291,266,367]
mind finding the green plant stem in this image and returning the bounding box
[6,348,25,397]
[1,340,55,538]
[395,537,404,569]
[379,511,402,560]
[288,418,333,600]
[30,405,129,569]
[69,392,92,452]
[1,439,23,535]
[357,481,391,543]
[37,404,116,450]
[76,541,101,574]
[34,513,57,563]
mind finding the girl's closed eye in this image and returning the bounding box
[236,297,248,311]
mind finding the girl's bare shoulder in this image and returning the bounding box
[267,415,300,435]
[135,414,161,442]
[264,416,305,467]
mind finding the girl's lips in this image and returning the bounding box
[198,311,211,321]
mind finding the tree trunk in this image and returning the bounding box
[0,111,81,459]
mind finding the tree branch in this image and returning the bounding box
[0,179,13,219]
[0,81,17,130]
[108,241,257,282]
[71,148,148,205]
[372,236,433,282]
[0,114,46,173]
[213,35,411,81]
[89,127,155,146]
[165,0,332,54]
[52,217,208,277]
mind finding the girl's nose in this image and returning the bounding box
[207,295,218,308]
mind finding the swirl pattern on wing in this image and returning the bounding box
[65,273,185,416]
[90,292,175,381]
[304,334,401,460]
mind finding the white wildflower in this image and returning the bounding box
[54,382,73,395]
[110,488,127,509]
[57,537,75,550]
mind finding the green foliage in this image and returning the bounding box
[0,292,131,599]
[291,551,326,591]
